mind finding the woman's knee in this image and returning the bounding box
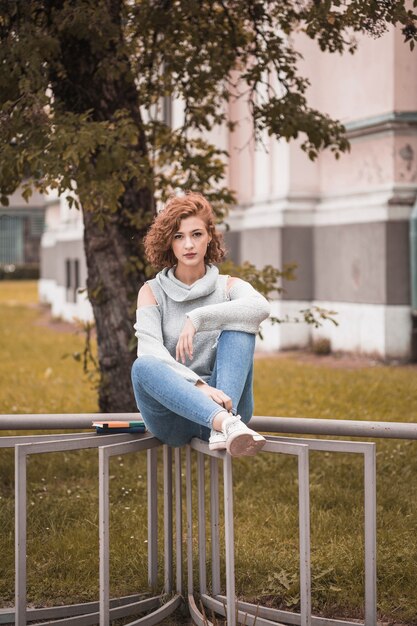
[219,330,256,351]
[131,355,160,387]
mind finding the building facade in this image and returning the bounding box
[39,25,417,358]
[39,192,92,322]
[225,27,417,359]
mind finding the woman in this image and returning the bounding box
[131,192,270,457]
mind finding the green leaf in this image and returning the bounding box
[21,187,32,202]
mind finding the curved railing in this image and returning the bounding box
[1,414,416,625]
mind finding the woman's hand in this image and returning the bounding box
[176,318,196,364]
[195,381,232,412]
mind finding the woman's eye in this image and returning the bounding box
[173,234,182,240]
[193,232,202,237]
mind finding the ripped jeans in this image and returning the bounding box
[130,331,255,447]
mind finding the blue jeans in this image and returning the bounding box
[131,331,255,447]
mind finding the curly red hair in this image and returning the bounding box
[144,192,226,270]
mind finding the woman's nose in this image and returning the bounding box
[184,237,194,248]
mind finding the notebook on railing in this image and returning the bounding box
[92,420,146,434]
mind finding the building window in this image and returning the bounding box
[65,258,80,303]
[0,215,24,264]
[30,214,45,237]
[74,259,80,293]
[162,95,172,128]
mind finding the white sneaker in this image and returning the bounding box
[221,415,266,457]
[209,428,226,451]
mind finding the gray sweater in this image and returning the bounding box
[134,265,270,383]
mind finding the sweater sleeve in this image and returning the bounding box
[134,305,200,384]
[186,278,271,334]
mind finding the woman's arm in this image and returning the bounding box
[185,277,271,334]
[134,284,201,384]
[137,285,232,406]
[137,283,158,307]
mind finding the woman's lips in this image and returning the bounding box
[184,253,197,258]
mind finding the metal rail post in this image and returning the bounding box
[223,453,236,626]
[174,447,183,595]
[147,448,158,589]
[163,446,173,594]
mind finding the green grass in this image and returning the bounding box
[254,355,417,422]
[0,281,98,414]
[1,281,417,623]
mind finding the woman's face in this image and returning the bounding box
[171,215,211,269]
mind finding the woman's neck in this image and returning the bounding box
[173,264,206,286]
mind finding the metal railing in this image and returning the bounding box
[0,414,415,626]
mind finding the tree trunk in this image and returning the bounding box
[82,190,152,412]
[46,0,155,411]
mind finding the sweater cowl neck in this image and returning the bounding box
[156,265,219,302]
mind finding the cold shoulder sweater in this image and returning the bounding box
[133,265,270,384]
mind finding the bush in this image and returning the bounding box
[311,337,332,355]
[0,264,39,280]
